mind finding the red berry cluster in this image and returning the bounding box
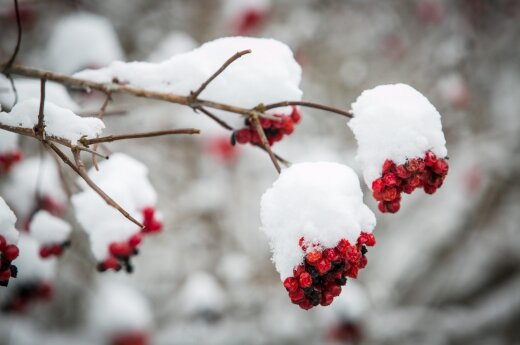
[0,150,22,174]
[372,151,449,213]
[97,233,142,273]
[97,207,162,273]
[283,232,376,310]
[1,281,53,312]
[39,240,71,259]
[0,235,19,287]
[233,106,301,146]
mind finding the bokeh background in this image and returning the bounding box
[1,0,520,344]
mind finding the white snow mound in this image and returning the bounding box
[0,196,19,245]
[260,162,376,280]
[75,36,302,127]
[29,211,71,245]
[0,99,104,144]
[348,83,447,186]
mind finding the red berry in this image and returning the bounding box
[51,245,63,256]
[359,232,376,246]
[382,187,398,201]
[298,237,307,251]
[299,299,313,310]
[103,256,121,270]
[4,245,19,261]
[372,178,385,193]
[346,265,359,279]
[382,160,396,173]
[299,272,313,288]
[383,173,398,186]
[316,258,332,275]
[386,200,401,213]
[0,235,6,252]
[423,184,437,194]
[406,159,420,172]
[235,129,251,144]
[282,120,294,135]
[425,151,437,166]
[359,255,368,268]
[109,242,132,257]
[409,175,422,187]
[129,233,142,247]
[326,283,342,297]
[433,159,449,175]
[283,277,299,292]
[291,107,301,123]
[306,250,322,264]
[320,292,334,306]
[0,269,11,281]
[289,288,305,302]
[39,246,51,258]
[336,239,350,255]
[378,201,387,213]
[396,165,410,179]
[293,264,306,277]
[323,248,340,262]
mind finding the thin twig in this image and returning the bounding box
[253,143,291,167]
[2,0,22,73]
[251,115,281,173]
[35,78,46,137]
[92,92,112,170]
[81,128,200,145]
[70,147,143,228]
[263,101,353,118]
[197,107,234,130]
[191,49,251,100]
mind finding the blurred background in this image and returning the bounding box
[1,0,520,344]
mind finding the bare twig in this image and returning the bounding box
[35,78,46,137]
[81,128,200,146]
[191,49,251,100]
[92,92,112,170]
[2,0,22,73]
[263,101,353,118]
[253,143,291,167]
[197,107,234,130]
[71,147,143,228]
[251,115,281,173]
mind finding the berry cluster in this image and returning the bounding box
[97,233,142,273]
[39,240,71,259]
[233,106,301,146]
[98,207,162,273]
[0,235,19,287]
[1,281,53,312]
[0,150,22,174]
[283,232,376,310]
[372,151,449,213]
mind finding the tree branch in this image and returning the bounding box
[191,49,251,100]
[35,78,46,137]
[251,115,281,173]
[81,128,200,146]
[262,101,353,118]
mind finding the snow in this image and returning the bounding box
[14,233,57,281]
[0,75,80,111]
[46,12,124,75]
[348,83,448,186]
[75,36,302,127]
[0,129,18,153]
[0,196,19,245]
[88,283,152,334]
[0,99,104,144]
[72,153,157,261]
[29,210,71,245]
[147,31,198,62]
[260,162,376,280]
[0,155,67,221]
[178,271,226,317]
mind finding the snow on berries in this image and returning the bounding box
[75,36,302,128]
[0,197,20,287]
[260,162,376,309]
[233,106,302,146]
[348,84,449,212]
[1,233,56,312]
[72,154,162,272]
[29,211,72,258]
